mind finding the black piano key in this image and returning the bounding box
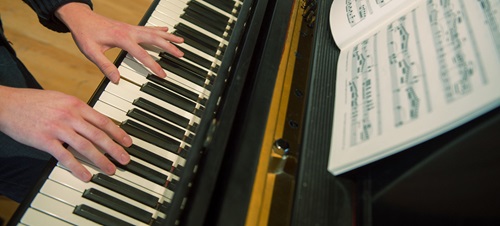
[203,0,234,14]
[183,4,229,37]
[158,202,170,215]
[181,13,225,37]
[127,108,186,140]
[125,144,174,171]
[82,188,153,224]
[133,97,190,129]
[157,54,210,86]
[157,60,206,88]
[169,46,218,72]
[120,119,180,154]
[172,166,183,177]
[152,217,166,226]
[141,82,202,113]
[91,173,159,208]
[146,74,207,105]
[187,1,230,25]
[174,23,219,56]
[167,179,178,191]
[73,204,133,226]
[219,43,227,55]
[176,23,220,50]
[108,155,168,186]
[159,52,210,83]
[177,147,188,159]
[158,53,213,87]
[185,133,194,144]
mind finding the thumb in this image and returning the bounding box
[89,52,120,84]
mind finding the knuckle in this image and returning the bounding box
[51,147,72,163]
[73,138,94,151]
[94,112,111,128]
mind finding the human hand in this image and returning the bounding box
[55,3,184,84]
[0,86,132,181]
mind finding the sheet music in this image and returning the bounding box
[328,0,500,175]
[346,0,393,27]
[330,0,420,48]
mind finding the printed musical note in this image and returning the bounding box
[478,0,500,59]
[346,0,374,26]
[348,38,381,146]
[427,0,488,103]
[386,15,429,127]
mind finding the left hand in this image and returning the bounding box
[55,3,184,84]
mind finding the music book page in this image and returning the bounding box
[328,0,500,175]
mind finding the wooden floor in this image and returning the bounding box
[0,0,153,224]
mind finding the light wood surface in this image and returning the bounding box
[0,1,153,224]
[245,2,303,225]
[1,0,152,101]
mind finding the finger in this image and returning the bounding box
[158,31,184,44]
[46,140,92,182]
[148,30,184,57]
[63,130,117,175]
[78,107,132,165]
[137,27,184,56]
[149,26,169,32]
[86,49,121,83]
[126,44,167,78]
[152,39,184,58]
[81,106,132,147]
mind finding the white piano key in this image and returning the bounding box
[98,90,195,137]
[150,7,229,45]
[98,90,197,136]
[160,0,239,20]
[146,17,223,60]
[57,156,174,200]
[38,180,148,226]
[130,135,187,168]
[144,46,217,78]
[107,158,171,188]
[31,194,100,226]
[91,100,188,167]
[21,208,73,226]
[131,155,180,182]
[155,0,231,28]
[94,100,191,151]
[103,79,201,124]
[118,59,211,98]
[120,56,211,98]
[49,165,168,201]
[47,166,158,216]
[124,55,216,98]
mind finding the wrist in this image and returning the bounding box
[55,3,93,32]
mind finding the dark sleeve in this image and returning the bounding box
[22,0,93,33]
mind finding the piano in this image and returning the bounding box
[9,0,500,225]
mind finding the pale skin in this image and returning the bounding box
[0,2,184,182]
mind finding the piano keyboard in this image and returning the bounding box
[16,0,244,225]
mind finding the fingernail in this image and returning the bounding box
[107,164,116,175]
[110,72,120,84]
[121,153,130,164]
[81,170,92,181]
[123,135,132,146]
